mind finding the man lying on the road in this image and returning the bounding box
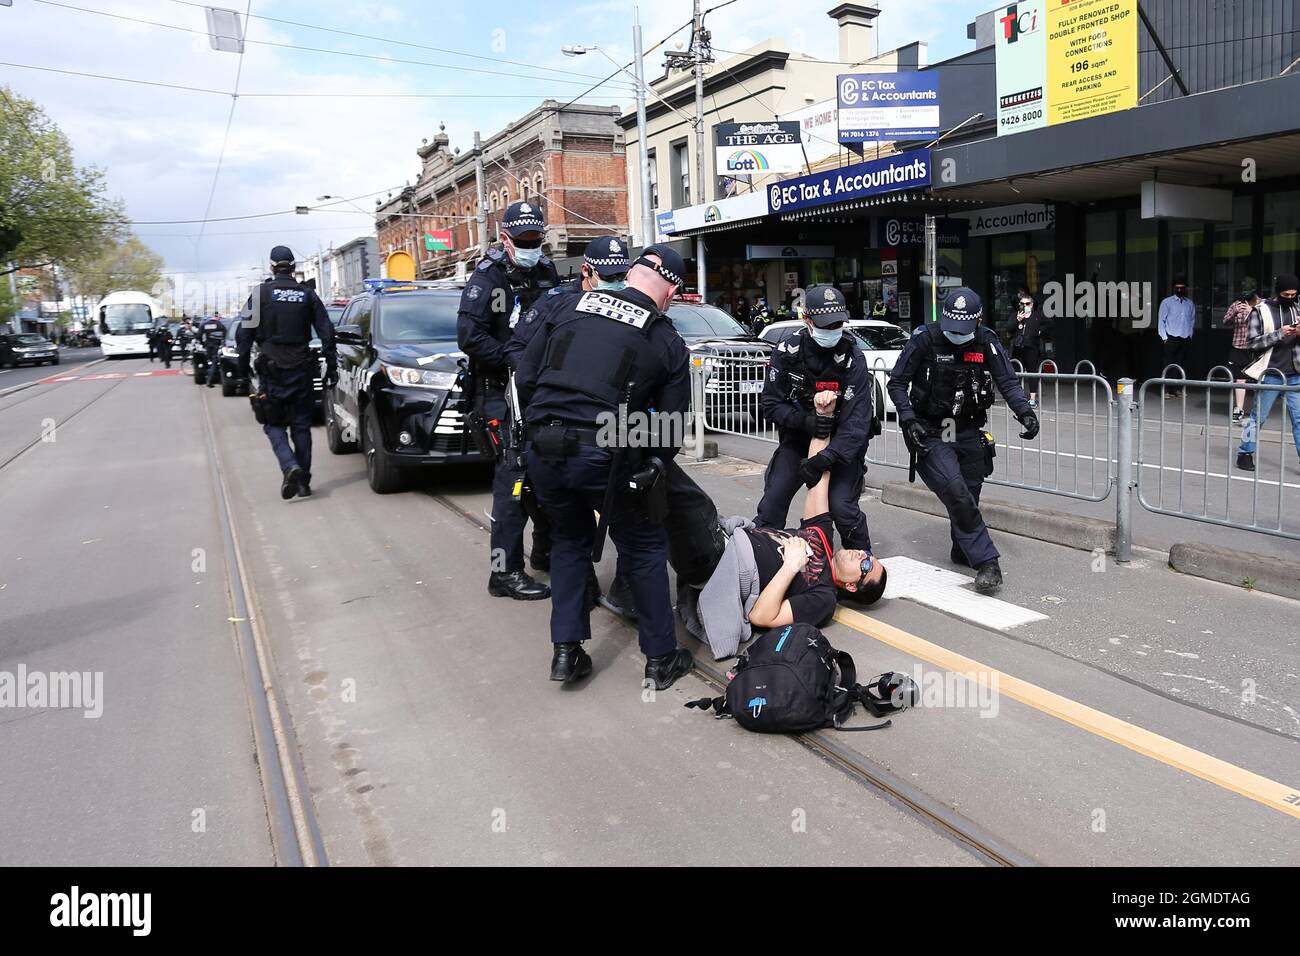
[608,388,887,660]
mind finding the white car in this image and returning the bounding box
[758,318,910,415]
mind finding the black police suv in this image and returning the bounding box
[326,280,490,493]
[0,333,60,367]
[666,298,772,422]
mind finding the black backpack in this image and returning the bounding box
[685,623,916,734]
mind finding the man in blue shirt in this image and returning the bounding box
[1158,275,1196,397]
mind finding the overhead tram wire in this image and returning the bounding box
[194,0,254,275]
[0,61,625,100]
[164,0,611,84]
[30,0,635,92]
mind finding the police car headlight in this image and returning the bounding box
[381,363,456,389]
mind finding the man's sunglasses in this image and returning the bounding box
[508,235,544,250]
[854,554,874,588]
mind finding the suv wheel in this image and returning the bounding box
[363,402,404,494]
[325,387,359,454]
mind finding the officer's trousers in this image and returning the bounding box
[205,345,222,385]
[261,364,314,479]
[916,426,998,567]
[485,389,551,572]
[755,442,871,550]
[524,443,675,657]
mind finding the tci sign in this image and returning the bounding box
[767,149,930,214]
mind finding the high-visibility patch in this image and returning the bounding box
[963,351,985,363]
[575,291,651,328]
[815,381,841,393]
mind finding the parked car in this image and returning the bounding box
[326,279,489,493]
[758,318,909,416]
[0,333,59,367]
[666,299,772,421]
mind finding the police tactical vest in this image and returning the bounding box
[536,290,663,409]
[256,277,314,345]
[479,249,558,343]
[201,320,225,346]
[910,325,996,424]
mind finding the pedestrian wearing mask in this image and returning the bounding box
[1235,275,1300,472]
[1010,289,1044,408]
[1158,275,1196,398]
[1222,278,1261,422]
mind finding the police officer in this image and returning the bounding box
[506,234,631,575]
[199,312,226,387]
[887,288,1039,592]
[458,199,559,601]
[756,285,875,558]
[177,318,196,368]
[517,245,693,689]
[236,246,338,500]
[156,322,174,369]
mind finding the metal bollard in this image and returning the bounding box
[1115,377,1134,563]
[690,356,707,462]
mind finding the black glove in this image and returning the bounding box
[325,361,339,388]
[798,451,833,488]
[1018,411,1040,440]
[812,412,834,438]
[902,419,931,457]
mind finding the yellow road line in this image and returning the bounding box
[833,606,1300,821]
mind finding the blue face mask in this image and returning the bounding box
[809,325,843,348]
[943,329,976,346]
[511,246,543,269]
[596,278,627,292]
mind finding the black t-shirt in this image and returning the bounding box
[744,512,837,627]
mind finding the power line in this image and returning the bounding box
[0,60,626,101]
[30,0,635,92]
[165,0,612,83]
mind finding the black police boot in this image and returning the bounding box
[1236,452,1255,472]
[488,570,551,601]
[281,467,302,500]
[973,560,1003,593]
[950,544,969,567]
[644,647,694,691]
[598,573,639,621]
[297,473,312,498]
[550,642,592,683]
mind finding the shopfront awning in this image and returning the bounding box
[776,190,988,222]
[935,71,1300,204]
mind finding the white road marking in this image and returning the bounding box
[879,555,1048,631]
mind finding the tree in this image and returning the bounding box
[0,278,16,329]
[64,233,165,303]
[0,86,120,275]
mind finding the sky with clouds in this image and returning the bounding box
[2,0,995,291]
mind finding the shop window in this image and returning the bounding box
[1166,219,1206,328]
[671,140,690,207]
[646,150,659,210]
[1212,196,1254,313]
[1263,189,1300,289]
[1123,208,1157,332]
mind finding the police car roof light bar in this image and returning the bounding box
[361,278,463,294]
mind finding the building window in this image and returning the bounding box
[646,149,658,210]
[1211,196,1253,313]
[1264,189,1300,290]
[671,140,690,207]
[534,171,544,198]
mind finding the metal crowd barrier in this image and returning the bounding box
[1136,368,1300,542]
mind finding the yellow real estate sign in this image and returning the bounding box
[1046,0,1138,126]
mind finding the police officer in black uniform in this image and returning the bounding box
[236,246,338,500]
[156,322,175,369]
[757,285,876,558]
[199,312,226,387]
[458,199,560,601]
[517,245,693,689]
[505,234,630,576]
[887,288,1039,592]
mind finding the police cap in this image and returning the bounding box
[804,285,850,328]
[632,244,685,288]
[501,200,546,237]
[939,287,983,335]
[269,245,295,267]
[584,235,631,277]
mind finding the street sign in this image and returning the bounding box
[714,121,804,175]
[424,230,453,252]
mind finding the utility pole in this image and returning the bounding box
[633,7,654,247]
[692,0,708,297]
[473,130,489,257]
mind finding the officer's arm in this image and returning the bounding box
[802,433,832,520]
[456,276,508,371]
[309,292,336,360]
[235,322,254,380]
[988,337,1033,418]
[651,332,692,458]
[823,357,873,464]
[759,340,811,432]
[887,330,926,423]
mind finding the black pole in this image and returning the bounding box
[1137,2,1189,97]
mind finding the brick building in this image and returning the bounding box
[375,102,629,280]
